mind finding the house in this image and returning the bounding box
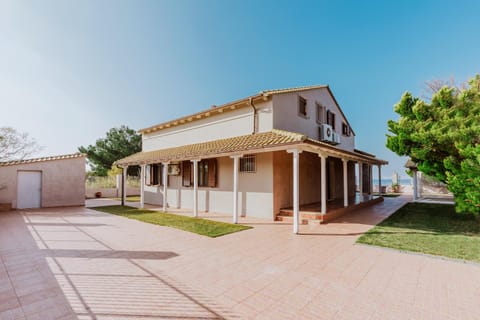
[0,153,86,210]
[115,85,387,233]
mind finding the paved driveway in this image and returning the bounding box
[1,197,479,319]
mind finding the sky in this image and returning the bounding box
[1,0,480,178]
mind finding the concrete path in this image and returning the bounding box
[1,197,479,319]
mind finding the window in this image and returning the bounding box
[342,123,350,136]
[316,103,325,124]
[146,164,163,186]
[326,110,336,130]
[298,96,307,118]
[182,159,217,187]
[240,154,256,173]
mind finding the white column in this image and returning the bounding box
[287,149,302,234]
[358,162,363,194]
[319,153,328,215]
[412,170,418,201]
[122,166,128,206]
[378,165,382,195]
[192,159,199,217]
[230,155,242,224]
[162,163,168,212]
[140,164,146,208]
[342,159,348,207]
[370,165,373,195]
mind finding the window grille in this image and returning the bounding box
[240,154,256,173]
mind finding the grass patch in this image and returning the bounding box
[357,202,480,262]
[91,205,252,238]
[112,196,141,202]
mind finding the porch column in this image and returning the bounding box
[230,155,242,224]
[378,165,382,195]
[369,165,373,195]
[191,159,200,217]
[319,153,328,215]
[358,162,363,194]
[140,164,146,208]
[162,163,169,212]
[342,159,348,207]
[122,166,128,206]
[287,149,302,234]
[412,169,418,201]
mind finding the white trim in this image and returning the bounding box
[319,153,328,215]
[162,162,169,212]
[142,113,252,140]
[230,155,242,224]
[342,159,348,207]
[140,164,145,208]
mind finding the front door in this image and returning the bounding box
[17,171,42,209]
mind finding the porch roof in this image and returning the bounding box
[114,129,387,167]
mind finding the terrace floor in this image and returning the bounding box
[1,196,479,319]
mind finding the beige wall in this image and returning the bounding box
[142,100,273,151]
[0,157,85,208]
[272,88,356,152]
[144,153,274,219]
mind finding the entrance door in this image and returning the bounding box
[17,171,42,209]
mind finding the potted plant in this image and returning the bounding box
[391,183,400,193]
[95,191,102,198]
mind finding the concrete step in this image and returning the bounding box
[0,203,12,212]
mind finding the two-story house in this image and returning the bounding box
[115,85,387,233]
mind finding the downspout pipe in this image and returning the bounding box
[249,97,258,134]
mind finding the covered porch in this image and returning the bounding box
[114,130,388,234]
[276,194,383,225]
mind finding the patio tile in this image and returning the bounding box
[0,196,478,319]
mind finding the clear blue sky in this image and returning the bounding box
[1,0,479,178]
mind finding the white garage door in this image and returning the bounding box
[17,171,42,209]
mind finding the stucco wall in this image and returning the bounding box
[142,100,273,151]
[0,157,85,208]
[273,151,357,215]
[272,88,356,152]
[144,153,274,219]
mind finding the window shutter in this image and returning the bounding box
[208,158,217,187]
[145,165,151,186]
[182,161,191,187]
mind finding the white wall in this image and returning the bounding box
[142,100,273,151]
[272,88,356,151]
[143,153,274,219]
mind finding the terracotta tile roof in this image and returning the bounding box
[116,130,307,166]
[260,85,328,95]
[0,153,86,167]
[115,130,388,166]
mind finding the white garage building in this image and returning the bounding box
[0,153,86,210]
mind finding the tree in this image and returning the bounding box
[386,75,480,215]
[79,126,141,176]
[0,127,41,161]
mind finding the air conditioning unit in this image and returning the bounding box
[332,132,341,145]
[319,124,333,142]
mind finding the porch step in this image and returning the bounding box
[276,209,324,225]
[0,203,12,212]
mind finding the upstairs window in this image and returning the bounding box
[316,103,325,124]
[342,123,350,136]
[326,110,336,130]
[298,96,307,118]
[240,154,256,173]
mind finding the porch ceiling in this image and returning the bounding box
[114,129,387,167]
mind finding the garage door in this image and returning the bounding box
[17,171,42,209]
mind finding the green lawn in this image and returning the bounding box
[113,196,141,202]
[91,205,252,238]
[357,203,480,262]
